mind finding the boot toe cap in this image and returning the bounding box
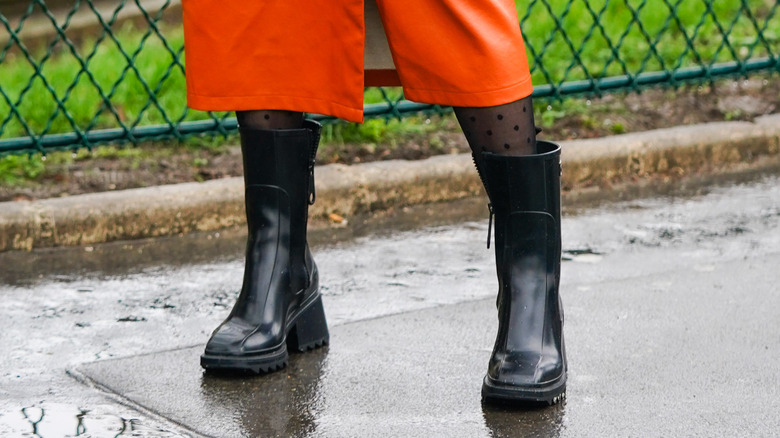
[489,351,565,387]
[204,318,282,356]
[204,320,251,354]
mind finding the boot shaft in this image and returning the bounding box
[239,120,321,294]
[481,141,561,218]
[482,141,562,274]
[240,120,321,209]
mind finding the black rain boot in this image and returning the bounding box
[200,120,330,373]
[477,141,567,404]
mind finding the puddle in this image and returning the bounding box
[0,404,185,437]
[563,247,604,263]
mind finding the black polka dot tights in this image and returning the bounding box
[236,96,538,157]
[454,95,537,156]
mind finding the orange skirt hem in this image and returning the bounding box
[186,92,365,123]
[403,75,534,109]
[186,73,534,124]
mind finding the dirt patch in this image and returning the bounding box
[2,77,778,203]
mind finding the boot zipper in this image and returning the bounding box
[303,122,322,290]
[487,203,494,249]
[472,153,495,250]
[308,166,316,205]
[306,125,321,206]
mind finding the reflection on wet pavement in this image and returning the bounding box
[0,403,184,437]
[199,349,327,437]
[481,402,565,438]
[77,297,577,437]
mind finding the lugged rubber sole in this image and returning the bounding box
[201,343,289,374]
[481,374,567,406]
[201,294,329,374]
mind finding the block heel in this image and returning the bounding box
[287,296,330,352]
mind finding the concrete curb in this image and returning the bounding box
[2,114,779,252]
[2,0,180,48]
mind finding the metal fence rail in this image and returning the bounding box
[1,0,778,156]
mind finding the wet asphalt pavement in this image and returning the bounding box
[1,169,779,437]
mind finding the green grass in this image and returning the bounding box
[0,0,778,155]
[0,154,45,184]
[516,0,779,85]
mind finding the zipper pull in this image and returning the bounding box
[308,166,316,205]
[486,203,494,249]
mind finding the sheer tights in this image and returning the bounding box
[454,96,537,157]
[237,96,537,157]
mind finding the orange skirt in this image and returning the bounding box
[182,0,534,123]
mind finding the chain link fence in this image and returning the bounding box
[1,0,778,156]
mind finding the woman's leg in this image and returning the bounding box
[201,109,330,374]
[456,96,567,405]
[453,95,537,157]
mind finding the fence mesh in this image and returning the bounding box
[1,0,778,156]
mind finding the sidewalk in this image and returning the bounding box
[2,114,779,252]
[64,174,780,437]
[74,252,780,437]
[2,161,778,436]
